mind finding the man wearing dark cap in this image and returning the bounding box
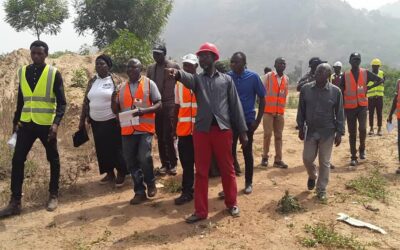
[0,40,67,218]
[297,57,327,91]
[147,44,180,176]
[340,53,383,168]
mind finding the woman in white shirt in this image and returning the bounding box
[79,55,127,187]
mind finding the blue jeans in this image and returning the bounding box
[122,134,155,195]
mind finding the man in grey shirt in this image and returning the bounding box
[297,63,345,201]
[166,42,248,223]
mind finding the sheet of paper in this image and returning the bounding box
[119,109,139,126]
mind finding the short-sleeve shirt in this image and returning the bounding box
[121,76,161,134]
[227,69,266,124]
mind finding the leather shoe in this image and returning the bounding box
[185,214,205,224]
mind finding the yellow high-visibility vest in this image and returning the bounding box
[367,70,384,97]
[19,65,57,125]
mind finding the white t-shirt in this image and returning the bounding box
[87,75,116,121]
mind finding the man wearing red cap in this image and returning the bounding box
[167,43,248,223]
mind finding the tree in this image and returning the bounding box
[105,29,153,71]
[73,0,173,48]
[3,0,69,40]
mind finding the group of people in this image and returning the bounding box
[1,40,399,224]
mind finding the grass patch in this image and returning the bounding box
[300,223,365,249]
[71,68,88,88]
[162,177,181,193]
[286,93,299,109]
[276,190,304,214]
[345,168,388,202]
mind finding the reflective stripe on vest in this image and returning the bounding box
[396,80,400,119]
[119,76,155,135]
[367,70,384,97]
[177,82,197,137]
[344,68,368,109]
[263,72,288,114]
[19,65,57,125]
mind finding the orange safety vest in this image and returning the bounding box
[343,68,368,109]
[118,76,155,135]
[176,82,197,137]
[264,72,288,114]
[397,80,400,119]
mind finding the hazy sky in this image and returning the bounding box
[0,0,398,53]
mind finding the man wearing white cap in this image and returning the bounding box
[174,54,198,205]
[331,61,343,88]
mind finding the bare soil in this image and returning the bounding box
[0,51,399,250]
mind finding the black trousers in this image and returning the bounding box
[345,106,367,160]
[178,135,194,194]
[368,96,383,128]
[232,124,255,185]
[91,118,127,175]
[155,103,177,169]
[11,122,60,200]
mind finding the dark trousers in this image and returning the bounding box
[155,103,177,169]
[11,122,60,200]
[345,106,367,160]
[368,96,383,128]
[233,124,254,185]
[91,118,127,175]
[122,134,155,195]
[178,135,194,195]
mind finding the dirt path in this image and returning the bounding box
[0,109,399,250]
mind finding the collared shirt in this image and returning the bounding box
[13,64,67,126]
[147,60,180,104]
[297,81,345,139]
[227,69,266,124]
[297,71,315,91]
[179,70,247,133]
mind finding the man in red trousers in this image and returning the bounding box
[166,42,248,223]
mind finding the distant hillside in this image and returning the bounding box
[162,0,400,75]
[379,1,400,18]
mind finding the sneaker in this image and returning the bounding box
[147,183,157,198]
[261,157,268,167]
[130,194,147,205]
[244,184,253,195]
[228,206,240,217]
[273,161,288,169]
[46,195,58,212]
[99,173,115,185]
[377,127,382,136]
[350,159,358,167]
[115,172,126,188]
[167,166,177,176]
[368,128,374,136]
[0,198,21,218]
[307,178,316,190]
[156,166,168,176]
[396,168,400,175]
[185,213,205,224]
[317,192,327,203]
[174,193,193,205]
[359,152,366,160]
[218,191,225,199]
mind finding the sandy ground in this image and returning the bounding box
[0,50,399,249]
[0,109,399,250]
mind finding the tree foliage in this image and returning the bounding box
[105,29,153,72]
[3,0,69,40]
[73,0,173,48]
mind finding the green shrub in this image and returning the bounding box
[71,68,88,88]
[105,29,153,72]
[49,50,75,59]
